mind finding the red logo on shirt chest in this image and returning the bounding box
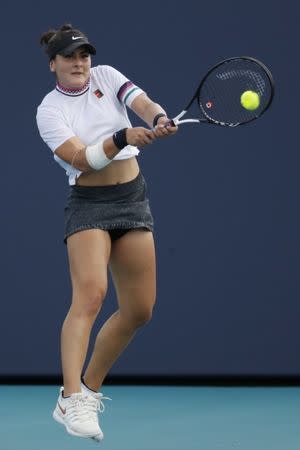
[94,89,103,99]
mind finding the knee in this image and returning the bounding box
[72,279,107,317]
[126,304,155,329]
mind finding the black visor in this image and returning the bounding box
[47,30,96,60]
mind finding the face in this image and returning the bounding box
[50,47,91,88]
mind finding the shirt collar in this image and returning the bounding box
[56,77,90,97]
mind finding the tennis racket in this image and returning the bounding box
[167,56,274,128]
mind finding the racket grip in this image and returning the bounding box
[164,119,176,127]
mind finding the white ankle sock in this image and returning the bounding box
[61,388,82,402]
[60,391,71,404]
[81,381,97,396]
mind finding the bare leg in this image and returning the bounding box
[83,230,156,391]
[62,229,111,397]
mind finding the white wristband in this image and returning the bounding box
[85,141,111,170]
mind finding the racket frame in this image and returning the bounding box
[171,56,275,127]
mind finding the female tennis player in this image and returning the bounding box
[36,24,177,441]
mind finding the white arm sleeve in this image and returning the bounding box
[36,105,76,153]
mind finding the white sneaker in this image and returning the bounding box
[53,387,103,440]
[87,391,111,442]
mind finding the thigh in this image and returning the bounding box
[109,230,156,314]
[67,229,111,295]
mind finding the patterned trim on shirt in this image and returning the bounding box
[56,77,90,97]
[117,81,140,104]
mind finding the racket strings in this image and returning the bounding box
[216,69,266,96]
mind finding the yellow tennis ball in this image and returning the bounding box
[240,91,260,111]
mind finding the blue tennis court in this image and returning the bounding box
[1,385,299,449]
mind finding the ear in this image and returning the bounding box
[49,60,55,73]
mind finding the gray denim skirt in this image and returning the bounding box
[64,172,154,244]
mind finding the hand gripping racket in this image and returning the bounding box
[167,56,274,128]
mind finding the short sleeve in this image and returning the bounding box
[36,104,75,153]
[99,65,145,108]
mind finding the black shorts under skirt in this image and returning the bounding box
[64,172,154,244]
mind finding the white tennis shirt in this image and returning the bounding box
[36,65,144,185]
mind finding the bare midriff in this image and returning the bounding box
[76,157,140,186]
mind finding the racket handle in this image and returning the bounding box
[164,119,176,127]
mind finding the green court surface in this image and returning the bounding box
[0,385,299,449]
